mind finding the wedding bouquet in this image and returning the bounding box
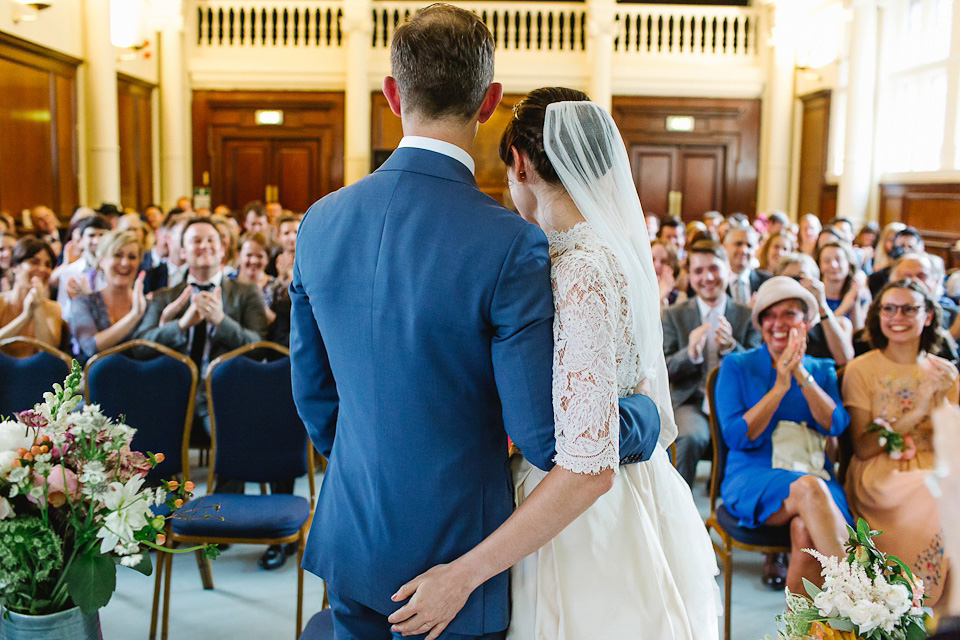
[866,419,916,461]
[773,519,927,640]
[0,362,215,616]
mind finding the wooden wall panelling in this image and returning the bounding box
[611,96,761,220]
[0,33,80,223]
[193,91,344,213]
[798,90,831,222]
[117,74,155,213]
[879,183,960,268]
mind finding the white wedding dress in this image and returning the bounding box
[508,222,720,640]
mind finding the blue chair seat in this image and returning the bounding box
[171,494,310,539]
[299,609,334,640]
[716,504,791,548]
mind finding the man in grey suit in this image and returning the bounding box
[662,239,761,487]
[136,217,268,435]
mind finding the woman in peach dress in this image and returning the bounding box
[843,280,959,611]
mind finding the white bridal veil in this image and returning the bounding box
[543,101,678,446]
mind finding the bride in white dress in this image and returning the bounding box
[504,89,720,640]
[389,88,719,640]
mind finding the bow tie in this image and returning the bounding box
[192,283,215,292]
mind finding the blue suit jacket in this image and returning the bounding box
[290,148,658,635]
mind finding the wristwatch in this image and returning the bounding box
[798,371,815,389]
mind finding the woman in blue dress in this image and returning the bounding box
[716,276,854,594]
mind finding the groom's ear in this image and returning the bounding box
[476,83,503,124]
[383,76,402,117]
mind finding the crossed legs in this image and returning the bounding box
[764,475,849,594]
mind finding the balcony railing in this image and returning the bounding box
[192,1,759,59]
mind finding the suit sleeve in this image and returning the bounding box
[663,308,700,380]
[134,289,189,351]
[209,284,267,350]
[289,256,339,459]
[490,224,557,472]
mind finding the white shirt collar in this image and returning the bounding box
[186,271,223,289]
[398,136,476,175]
[732,269,750,284]
[696,294,727,319]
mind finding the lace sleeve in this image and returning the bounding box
[551,252,619,475]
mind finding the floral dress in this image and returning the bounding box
[843,349,960,606]
[508,223,719,640]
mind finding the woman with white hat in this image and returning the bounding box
[715,275,853,594]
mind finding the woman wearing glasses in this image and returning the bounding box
[843,280,959,612]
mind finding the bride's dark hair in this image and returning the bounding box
[499,87,589,186]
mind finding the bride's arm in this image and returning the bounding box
[388,256,620,639]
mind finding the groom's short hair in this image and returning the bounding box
[390,3,494,122]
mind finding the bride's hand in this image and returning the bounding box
[633,376,652,398]
[387,563,474,639]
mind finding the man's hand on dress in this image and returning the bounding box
[387,563,474,639]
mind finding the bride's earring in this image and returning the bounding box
[518,170,526,181]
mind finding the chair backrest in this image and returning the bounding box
[85,340,198,482]
[705,365,726,516]
[0,338,72,417]
[834,365,853,485]
[206,341,312,491]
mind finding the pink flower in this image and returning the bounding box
[15,410,48,429]
[28,465,79,508]
[107,445,152,481]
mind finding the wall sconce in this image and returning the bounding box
[110,0,148,48]
[11,0,53,24]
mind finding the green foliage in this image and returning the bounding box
[64,551,117,615]
[0,516,62,614]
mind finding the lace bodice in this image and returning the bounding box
[548,222,643,474]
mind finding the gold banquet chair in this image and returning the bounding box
[703,366,792,640]
[155,341,317,640]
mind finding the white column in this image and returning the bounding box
[757,0,797,216]
[343,0,372,185]
[837,0,879,227]
[587,0,616,111]
[82,0,121,206]
[158,0,188,208]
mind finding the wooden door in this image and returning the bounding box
[219,138,322,213]
[629,143,725,220]
[117,74,154,213]
[222,139,271,211]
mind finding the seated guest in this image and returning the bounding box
[29,206,64,258]
[210,215,239,277]
[766,210,790,237]
[774,253,854,366]
[889,252,960,332]
[645,213,659,241]
[724,224,770,304]
[50,215,111,320]
[716,276,853,594]
[816,241,871,330]
[869,226,923,297]
[136,217,268,494]
[843,280,959,612]
[69,230,147,364]
[266,214,300,281]
[652,239,685,309]
[143,212,193,294]
[663,240,761,487]
[0,238,62,355]
[657,214,686,258]
[235,232,291,346]
[1,232,17,292]
[759,230,795,273]
[853,222,879,273]
[798,213,821,256]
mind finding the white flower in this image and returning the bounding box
[119,553,143,567]
[96,475,152,554]
[878,581,910,615]
[0,421,34,473]
[889,449,903,460]
[848,600,886,634]
[0,496,13,519]
[878,436,887,447]
[79,461,106,484]
[8,466,29,484]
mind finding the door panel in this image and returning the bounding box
[679,146,724,220]
[224,140,270,210]
[274,141,318,213]
[631,145,676,217]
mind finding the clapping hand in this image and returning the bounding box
[64,275,90,299]
[131,272,147,318]
[774,328,804,391]
[687,323,710,360]
[387,564,474,639]
[918,357,959,408]
[715,316,735,352]
[193,286,225,326]
[162,286,193,325]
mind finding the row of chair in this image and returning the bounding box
[0,337,323,640]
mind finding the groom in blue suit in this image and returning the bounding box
[290,5,660,638]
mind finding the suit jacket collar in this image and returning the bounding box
[377,147,479,190]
